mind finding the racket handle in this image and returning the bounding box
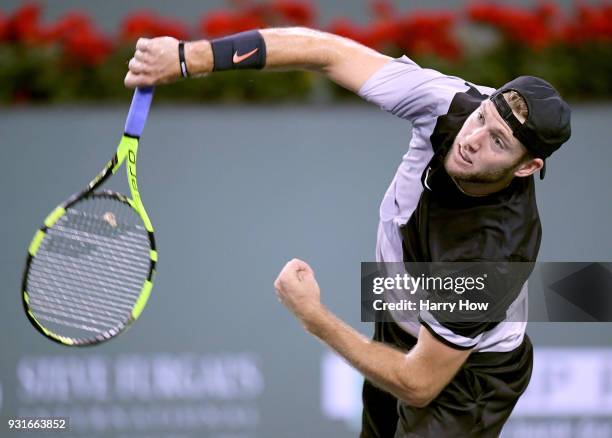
[124,87,155,138]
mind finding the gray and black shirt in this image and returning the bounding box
[358,56,541,353]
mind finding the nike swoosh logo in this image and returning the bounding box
[233,48,259,64]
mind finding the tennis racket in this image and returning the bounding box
[21,87,157,346]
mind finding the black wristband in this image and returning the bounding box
[178,41,190,78]
[210,30,267,71]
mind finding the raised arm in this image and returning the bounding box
[124,27,391,93]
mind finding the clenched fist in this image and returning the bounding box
[274,259,323,325]
[124,37,183,88]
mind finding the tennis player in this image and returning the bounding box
[125,28,571,437]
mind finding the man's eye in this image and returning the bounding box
[494,137,504,149]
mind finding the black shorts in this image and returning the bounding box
[360,321,533,438]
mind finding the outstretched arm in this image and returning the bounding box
[274,259,471,407]
[124,27,391,93]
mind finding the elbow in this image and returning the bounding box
[399,391,434,409]
[396,382,438,408]
[409,393,435,409]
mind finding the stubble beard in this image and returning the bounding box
[444,147,523,185]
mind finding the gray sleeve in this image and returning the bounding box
[358,56,473,125]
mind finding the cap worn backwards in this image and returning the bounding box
[490,76,571,179]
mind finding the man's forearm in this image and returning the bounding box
[274,259,472,409]
[305,305,433,407]
[185,27,389,92]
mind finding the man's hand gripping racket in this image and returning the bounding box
[21,88,157,346]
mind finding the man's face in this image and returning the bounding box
[444,99,528,185]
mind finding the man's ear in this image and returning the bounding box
[514,157,544,178]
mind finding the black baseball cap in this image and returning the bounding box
[490,76,571,179]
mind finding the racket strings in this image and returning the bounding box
[36,242,148,287]
[26,278,134,313]
[30,256,144,294]
[26,195,151,339]
[49,224,150,261]
[29,299,124,327]
[29,263,140,304]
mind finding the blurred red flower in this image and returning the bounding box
[468,2,557,50]
[200,1,314,37]
[328,9,461,61]
[62,27,113,66]
[5,3,43,44]
[2,4,113,66]
[562,3,612,44]
[327,18,367,45]
[42,12,92,43]
[121,11,190,42]
[362,19,397,49]
[269,0,315,26]
[1,0,610,97]
[233,13,267,32]
[0,12,7,41]
[200,11,235,38]
[536,1,560,23]
[370,0,395,20]
[395,10,461,60]
[38,10,114,66]
[200,10,266,38]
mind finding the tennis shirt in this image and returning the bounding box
[357,56,541,437]
[358,55,541,353]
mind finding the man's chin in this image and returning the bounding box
[444,163,468,180]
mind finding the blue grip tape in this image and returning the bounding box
[124,87,155,137]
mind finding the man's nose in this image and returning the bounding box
[464,127,486,152]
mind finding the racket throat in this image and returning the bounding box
[117,136,153,232]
